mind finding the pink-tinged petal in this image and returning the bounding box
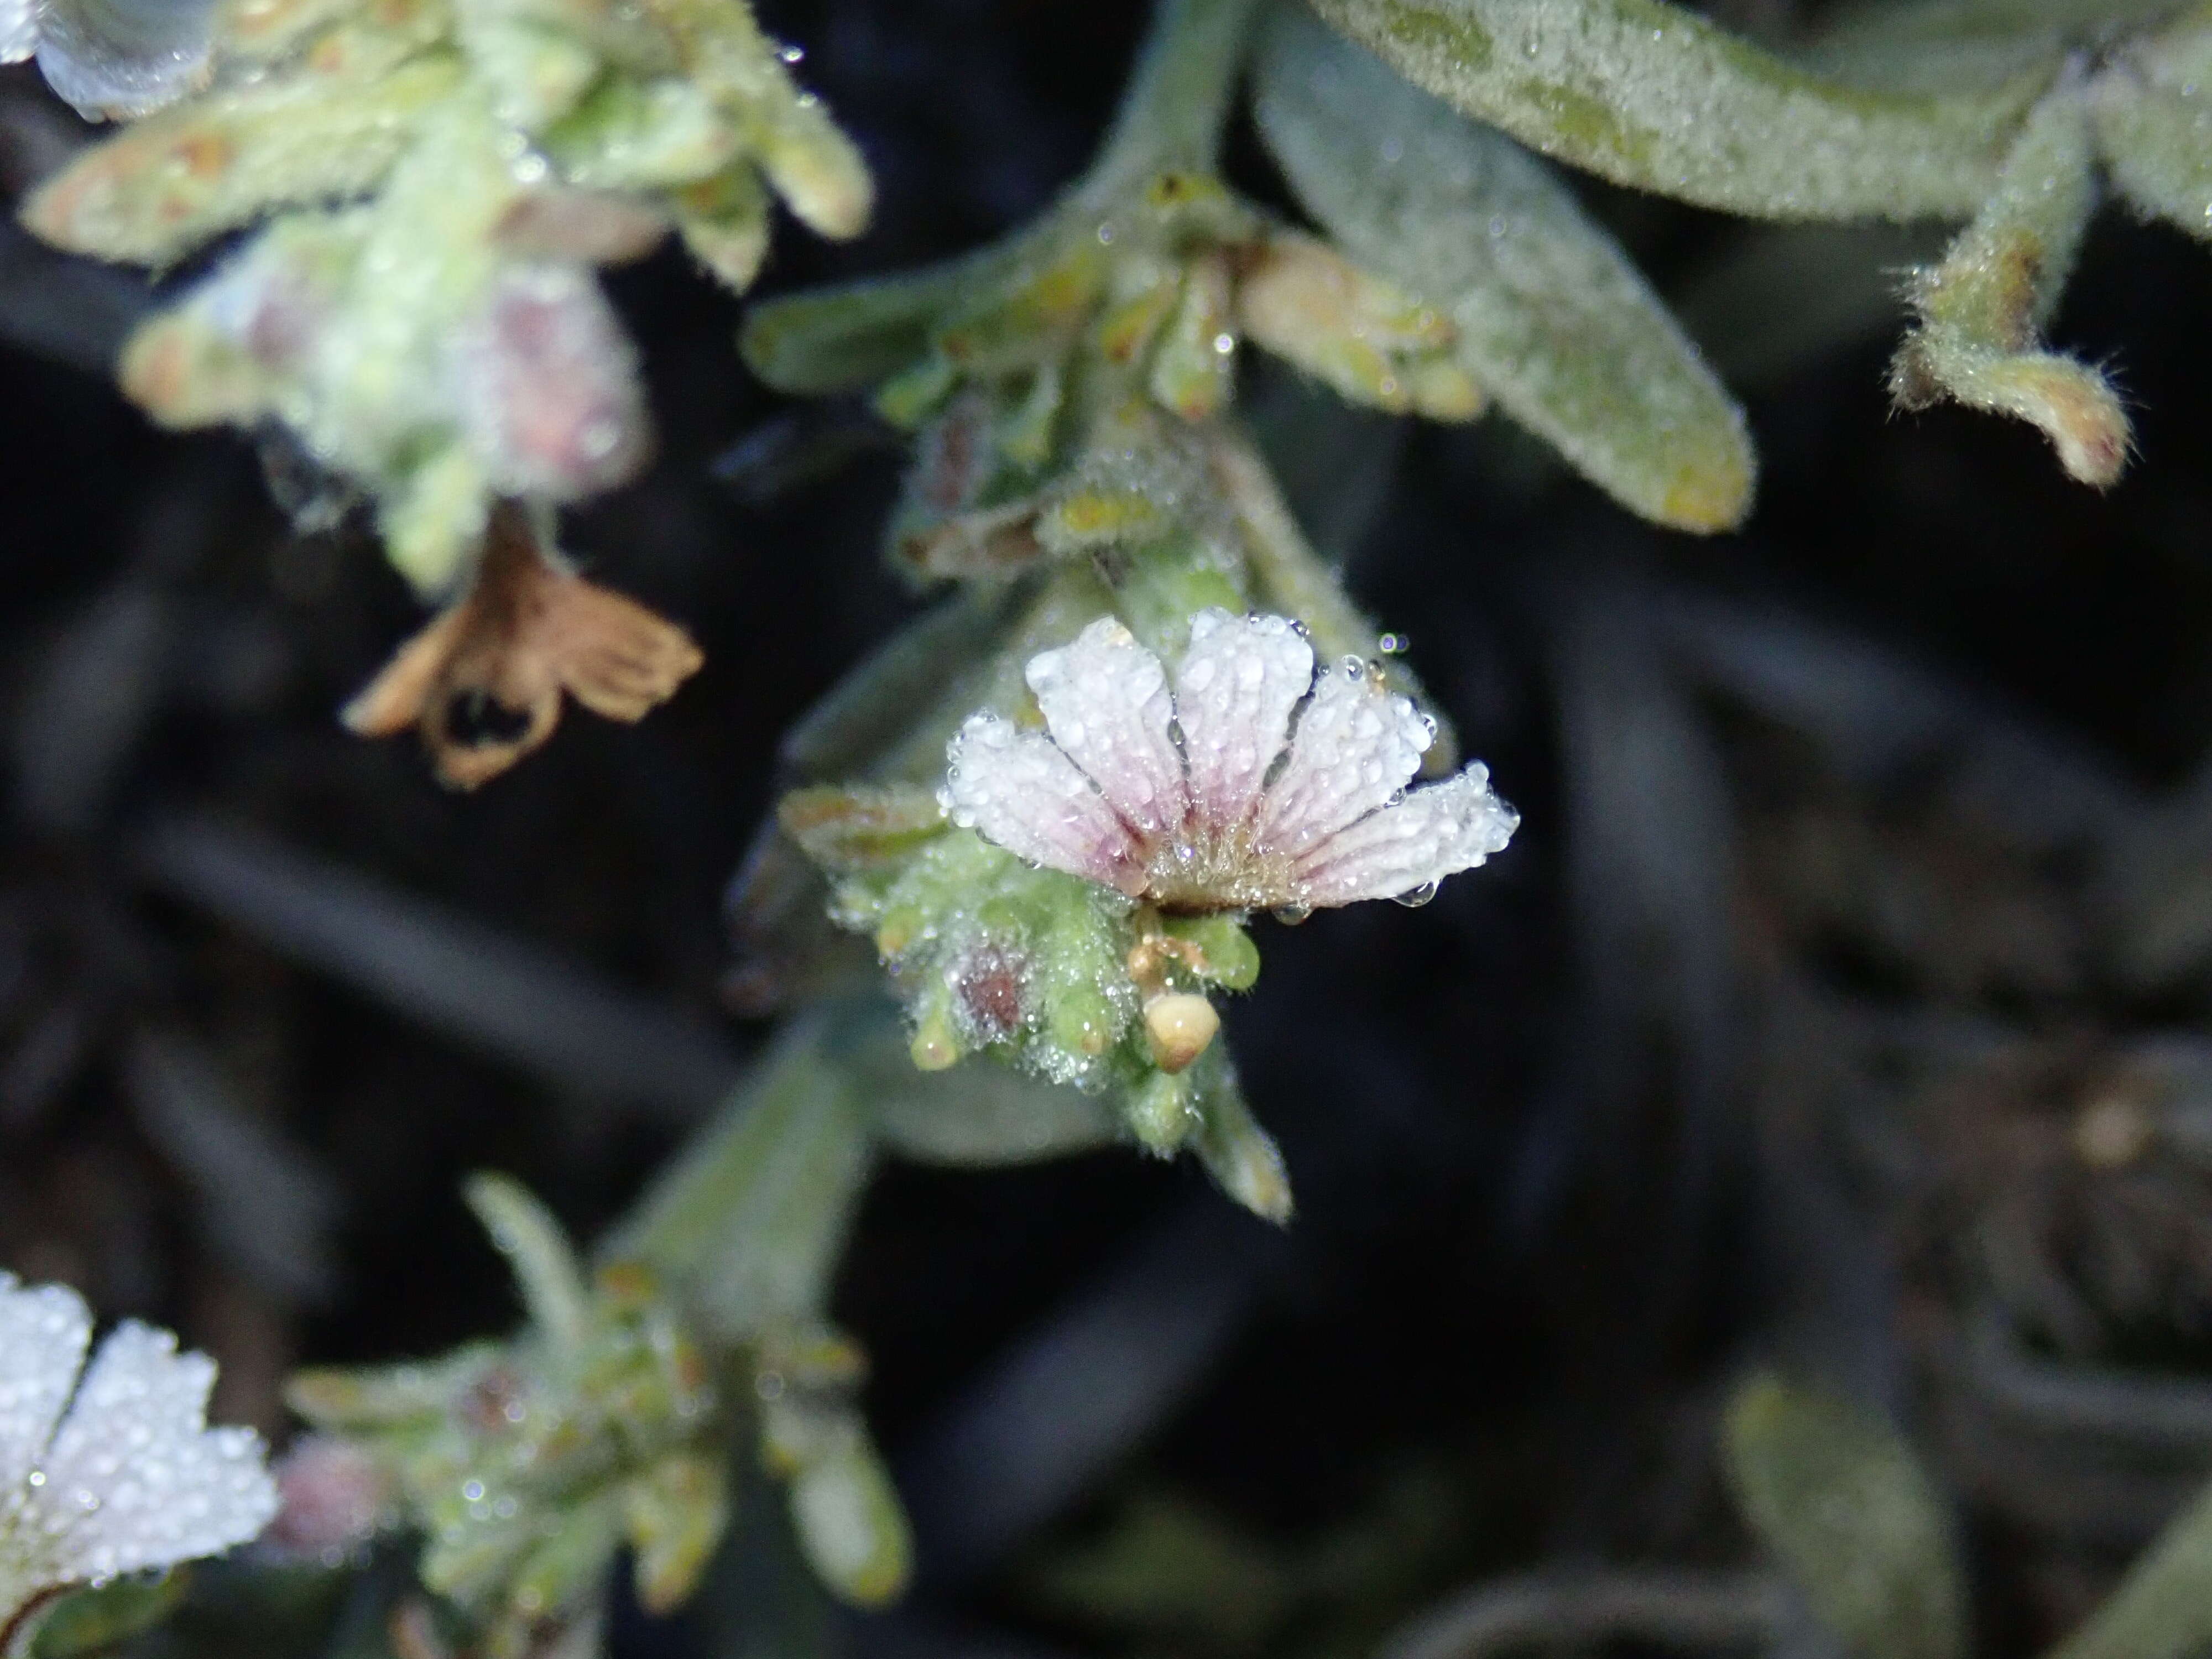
[942,714,1148,894]
[1025,618,1185,838]
[1173,611,1313,830]
[1293,764,1519,906]
[0,1274,91,1492]
[1254,659,1434,854]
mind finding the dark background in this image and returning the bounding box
[6,1,2212,1652]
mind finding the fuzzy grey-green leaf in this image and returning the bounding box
[1800,0,2176,96]
[2046,1475,2212,1659]
[1254,3,1753,530]
[1303,0,2050,220]
[23,50,462,265]
[1721,1371,1966,1659]
[2096,73,2212,243]
[740,263,979,394]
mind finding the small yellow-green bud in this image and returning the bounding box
[1047,985,1120,1057]
[909,1007,962,1072]
[1124,1070,1198,1155]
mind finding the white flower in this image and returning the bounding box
[0,1274,279,1641]
[942,611,1517,912]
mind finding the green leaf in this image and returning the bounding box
[740,261,982,395]
[22,50,462,265]
[2046,1475,2212,1659]
[785,1422,914,1606]
[1187,1048,1292,1223]
[464,1172,593,1355]
[2096,67,2212,244]
[1799,0,2174,96]
[1721,1371,1966,1659]
[778,785,949,875]
[1253,4,1754,530]
[288,1341,504,1427]
[1302,0,2049,220]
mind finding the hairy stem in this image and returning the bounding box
[1093,0,1267,187]
[602,1009,874,1342]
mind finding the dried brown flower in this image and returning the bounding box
[342,506,703,789]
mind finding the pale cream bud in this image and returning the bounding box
[1143,993,1218,1074]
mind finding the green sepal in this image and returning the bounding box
[27,1572,189,1658]
[624,1453,733,1615]
[670,163,772,290]
[1159,914,1261,991]
[778,785,950,875]
[1124,1067,1201,1156]
[538,74,742,190]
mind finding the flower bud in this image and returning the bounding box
[266,1434,394,1561]
[448,261,651,500]
[1124,1069,1198,1155]
[789,1433,911,1606]
[1143,992,1219,1074]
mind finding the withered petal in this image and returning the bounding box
[340,605,470,737]
[545,581,704,724]
[425,690,562,791]
[342,506,703,789]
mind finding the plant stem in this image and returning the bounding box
[602,1008,875,1342]
[1093,0,1267,187]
